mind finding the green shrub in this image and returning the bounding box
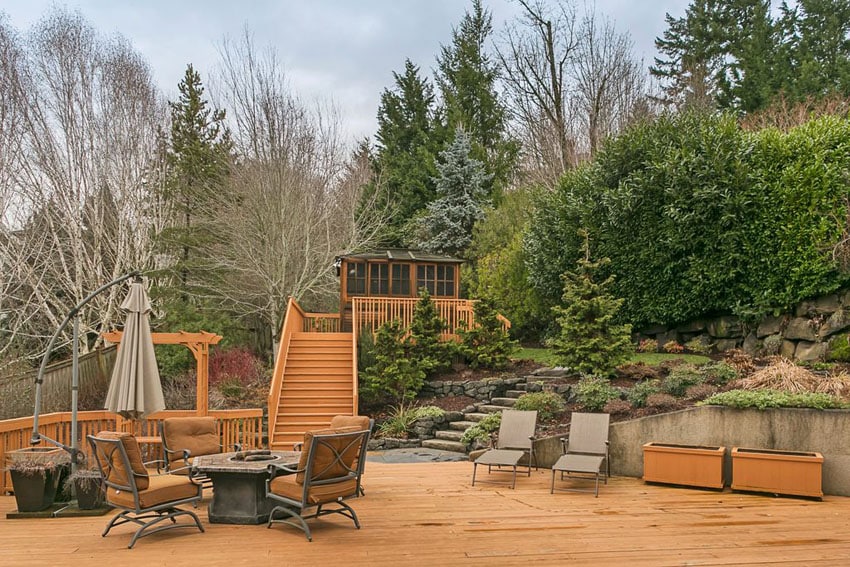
[828,333,850,362]
[662,364,704,397]
[699,361,738,385]
[700,389,849,410]
[409,288,453,377]
[576,375,620,412]
[377,404,446,438]
[513,392,566,421]
[637,338,658,353]
[760,334,782,356]
[461,412,502,445]
[362,320,425,404]
[357,329,377,372]
[684,336,713,355]
[627,379,662,408]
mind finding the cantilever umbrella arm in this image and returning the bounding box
[30,271,142,465]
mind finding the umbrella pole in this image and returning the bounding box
[70,317,80,474]
[30,271,140,452]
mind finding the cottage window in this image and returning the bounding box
[436,265,455,297]
[346,261,366,295]
[391,264,411,296]
[369,263,389,295]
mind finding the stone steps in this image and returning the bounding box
[421,439,467,453]
[505,390,525,398]
[489,397,517,407]
[449,420,477,431]
[478,404,510,414]
[464,412,491,422]
[435,430,465,442]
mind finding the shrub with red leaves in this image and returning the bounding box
[209,347,265,387]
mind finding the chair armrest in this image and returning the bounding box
[267,462,301,480]
[292,441,303,452]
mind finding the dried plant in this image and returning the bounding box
[736,358,850,400]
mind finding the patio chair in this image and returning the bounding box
[87,431,204,549]
[551,412,610,497]
[265,427,370,541]
[292,415,374,496]
[160,416,224,473]
[471,409,537,489]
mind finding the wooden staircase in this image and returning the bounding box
[268,299,357,451]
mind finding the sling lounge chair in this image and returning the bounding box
[266,426,370,541]
[551,412,610,497]
[471,409,537,489]
[88,432,204,548]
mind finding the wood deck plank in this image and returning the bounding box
[2,461,849,566]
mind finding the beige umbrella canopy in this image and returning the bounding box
[104,281,164,419]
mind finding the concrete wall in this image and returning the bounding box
[606,406,850,496]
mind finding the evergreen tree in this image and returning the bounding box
[371,59,446,245]
[160,64,232,299]
[418,129,492,256]
[435,0,517,198]
[408,288,452,377]
[362,320,426,404]
[458,296,516,370]
[550,233,633,376]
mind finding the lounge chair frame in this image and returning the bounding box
[471,410,538,489]
[266,429,370,541]
[87,433,204,548]
[551,412,610,497]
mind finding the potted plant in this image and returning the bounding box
[63,468,105,510]
[5,447,70,512]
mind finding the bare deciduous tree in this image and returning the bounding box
[210,32,384,345]
[2,9,167,361]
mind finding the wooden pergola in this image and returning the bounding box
[102,330,222,415]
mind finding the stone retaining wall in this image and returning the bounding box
[639,288,850,361]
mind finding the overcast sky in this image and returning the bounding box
[1,0,689,141]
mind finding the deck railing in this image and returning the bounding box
[0,408,263,494]
[350,297,510,340]
[302,312,341,333]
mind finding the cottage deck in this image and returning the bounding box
[2,461,849,566]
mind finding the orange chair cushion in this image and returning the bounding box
[269,473,358,506]
[329,415,371,430]
[95,431,149,491]
[107,473,200,509]
[162,417,221,467]
[295,426,362,484]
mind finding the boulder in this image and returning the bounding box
[780,339,796,359]
[820,309,850,338]
[814,294,841,313]
[707,316,742,339]
[714,338,739,352]
[756,315,785,338]
[656,330,680,347]
[784,317,818,341]
[742,332,761,355]
[795,341,828,362]
[677,320,706,333]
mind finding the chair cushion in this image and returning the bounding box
[295,426,362,484]
[329,415,371,430]
[107,473,200,509]
[269,473,358,506]
[95,431,149,491]
[162,417,220,464]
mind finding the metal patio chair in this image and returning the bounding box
[87,431,204,548]
[266,427,370,541]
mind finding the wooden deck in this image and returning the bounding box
[2,461,849,566]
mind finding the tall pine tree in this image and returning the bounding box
[161,64,232,300]
[435,0,517,199]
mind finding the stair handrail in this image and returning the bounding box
[268,297,307,440]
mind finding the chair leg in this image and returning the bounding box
[268,505,313,542]
[550,469,556,494]
[472,463,478,486]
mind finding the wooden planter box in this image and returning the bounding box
[731,447,823,499]
[643,442,726,489]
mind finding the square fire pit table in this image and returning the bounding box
[193,450,300,524]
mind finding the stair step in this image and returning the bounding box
[449,421,477,431]
[506,390,526,398]
[515,383,528,391]
[489,397,517,407]
[421,439,467,453]
[463,413,490,422]
[435,430,465,442]
[478,405,509,414]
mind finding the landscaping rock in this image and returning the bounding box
[780,339,796,359]
[820,309,850,338]
[814,294,841,313]
[757,315,785,338]
[795,341,828,361]
[784,317,818,341]
[708,316,742,339]
[742,332,760,355]
[714,338,740,352]
[677,319,706,333]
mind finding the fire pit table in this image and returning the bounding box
[193,450,300,524]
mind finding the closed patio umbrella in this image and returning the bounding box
[104,281,164,419]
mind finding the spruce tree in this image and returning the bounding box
[458,296,516,370]
[362,320,426,404]
[418,129,491,256]
[550,233,633,376]
[408,288,452,377]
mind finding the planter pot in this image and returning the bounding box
[731,447,823,499]
[643,442,725,489]
[73,478,105,510]
[6,446,70,512]
[9,468,61,512]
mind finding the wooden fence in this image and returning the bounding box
[0,408,263,494]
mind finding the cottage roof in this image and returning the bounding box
[336,249,464,264]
